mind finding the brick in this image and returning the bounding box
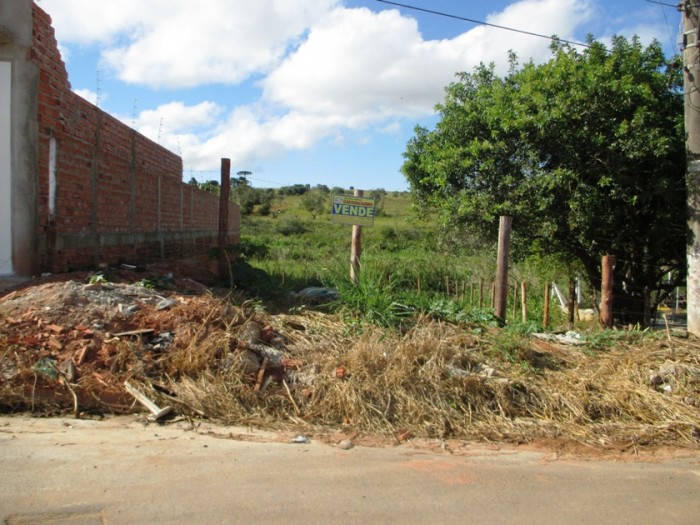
[31,3,239,271]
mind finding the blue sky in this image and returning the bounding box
[38,0,680,191]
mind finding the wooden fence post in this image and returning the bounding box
[601,255,615,328]
[521,281,527,323]
[567,277,576,330]
[543,282,550,329]
[350,189,363,284]
[494,216,513,324]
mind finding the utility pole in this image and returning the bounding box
[682,0,700,336]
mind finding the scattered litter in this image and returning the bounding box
[156,298,179,311]
[445,365,469,378]
[33,357,57,380]
[291,435,310,444]
[119,304,140,316]
[287,364,320,387]
[113,329,155,338]
[445,363,496,379]
[149,332,174,351]
[253,346,284,367]
[58,359,77,382]
[124,380,173,421]
[532,331,586,346]
[294,287,340,304]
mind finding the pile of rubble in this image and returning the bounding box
[1,264,699,450]
[0,269,322,416]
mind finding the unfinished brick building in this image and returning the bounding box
[0,0,240,277]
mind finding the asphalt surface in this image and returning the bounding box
[0,415,698,524]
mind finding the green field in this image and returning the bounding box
[233,191,574,330]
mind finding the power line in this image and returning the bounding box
[249,176,285,187]
[644,0,679,7]
[654,0,680,50]
[375,0,595,49]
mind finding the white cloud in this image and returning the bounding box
[73,88,101,105]
[40,0,149,44]
[479,0,594,64]
[262,0,593,121]
[117,101,223,157]
[43,0,601,173]
[180,107,341,169]
[262,7,448,119]
[43,0,340,88]
[133,101,222,133]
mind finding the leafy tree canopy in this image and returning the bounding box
[301,189,328,219]
[402,36,686,324]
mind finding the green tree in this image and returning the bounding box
[370,188,387,216]
[198,180,220,194]
[402,37,686,325]
[301,189,328,219]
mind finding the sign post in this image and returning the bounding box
[331,190,376,283]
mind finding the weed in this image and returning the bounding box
[88,273,108,284]
[137,279,156,289]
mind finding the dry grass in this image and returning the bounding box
[153,302,700,449]
[2,292,699,450]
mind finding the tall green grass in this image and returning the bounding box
[235,193,571,329]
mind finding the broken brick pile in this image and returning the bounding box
[0,264,321,416]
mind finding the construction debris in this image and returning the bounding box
[1,261,699,452]
[124,380,172,421]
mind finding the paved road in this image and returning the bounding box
[0,416,698,524]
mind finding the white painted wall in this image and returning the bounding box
[0,61,13,275]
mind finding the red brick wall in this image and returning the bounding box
[32,4,239,272]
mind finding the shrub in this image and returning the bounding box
[275,216,308,236]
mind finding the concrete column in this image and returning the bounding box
[0,0,39,276]
[0,61,12,274]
